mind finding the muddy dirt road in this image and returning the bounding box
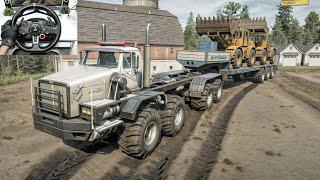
[0,71,319,180]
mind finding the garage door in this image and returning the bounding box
[309,55,320,66]
[283,55,297,66]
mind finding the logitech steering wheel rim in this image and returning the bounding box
[11,4,61,53]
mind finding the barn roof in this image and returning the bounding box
[77,1,184,46]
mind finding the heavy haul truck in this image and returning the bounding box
[196,17,276,68]
[32,24,277,159]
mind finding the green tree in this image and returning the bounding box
[303,11,320,43]
[288,18,304,44]
[183,12,197,50]
[276,4,293,36]
[216,9,225,19]
[271,16,287,44]
[240,5,250,19]
[223,2,241,19]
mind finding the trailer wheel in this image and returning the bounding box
[191,83,214,111]
[160,95,185,136]
[233,49,243,69]
[232,75,241,82]
[270,68,275,79]
[270,50,276,64]
[251,70,265,84]
[212,79,223,103]
[247,49,256,67]
[260,49,268,65]
[265,68,271,81]
[118,108,162,159]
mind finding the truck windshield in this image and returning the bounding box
[83,51,121,68]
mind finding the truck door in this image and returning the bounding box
[122,52,140,91]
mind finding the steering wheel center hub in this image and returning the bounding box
[29,24,42,36]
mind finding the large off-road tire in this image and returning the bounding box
[160,95,185,136]
[270,49,276,64]
[233,49,243,69]
[190,79,223,111]
[247,49,256,67]
[251,70,265,84]
[118,108,162,159]
[190,83,214,111]
[260,49,268,65]
[212,79,223,103]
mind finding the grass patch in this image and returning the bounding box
[0,73,48,86]
[278,66,320,73]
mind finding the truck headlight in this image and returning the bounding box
[82,107,91,116]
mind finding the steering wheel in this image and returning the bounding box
[12,5,61,53]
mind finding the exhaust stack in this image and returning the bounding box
[143,23,151,88]
[102,24,107,42]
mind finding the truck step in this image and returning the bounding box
[94,119,123,133]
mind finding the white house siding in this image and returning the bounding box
[279,44,302,67]
[304,44,320,66]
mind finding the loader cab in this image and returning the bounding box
[81,46,143,91]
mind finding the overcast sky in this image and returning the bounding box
[92,0,320,29]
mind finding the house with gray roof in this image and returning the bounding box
[277,43,303,66]
[76,0,184,75]
[302,44,320,66]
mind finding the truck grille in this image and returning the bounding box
[34,87,64,119]
[34,81,69,118]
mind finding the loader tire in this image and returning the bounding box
[191,83,214,111]
[160,95,185,136]
[260,49,268,65]
[233,49,243,69]
[212,79,223,103]
[118,108,161,159]
[251,70,265,84]
[247,49,256,67]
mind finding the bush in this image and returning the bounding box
[3,8,14,16]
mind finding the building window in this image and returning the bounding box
[316,46,318,50]
[290,47,292,50]
[153,66,156,71]
[170,48,174,54]
[169,66,173,70]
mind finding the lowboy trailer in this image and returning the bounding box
[32,24,277,159]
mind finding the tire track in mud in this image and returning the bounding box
[26,142,111,180]
[273,73,320,111]
[181,83,258,180]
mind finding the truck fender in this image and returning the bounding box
[189,73,222,98]
[119,90,167,121]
